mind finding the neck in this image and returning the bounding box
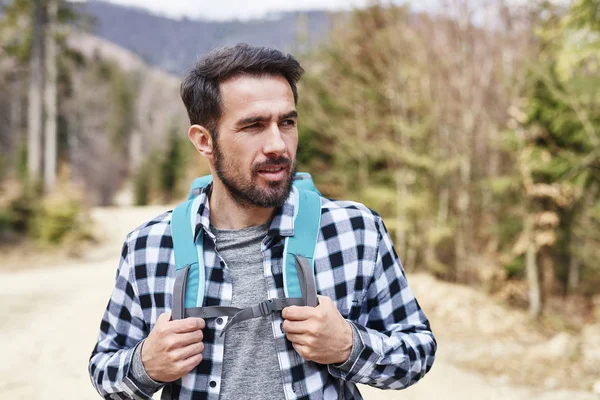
[208,180,276,230]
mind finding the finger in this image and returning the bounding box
[282,305,317,321]
[292,343,311,361]
[282,319,308,334]
[180,352,203,373]
[172,341,204,361]
[177,329,204,347]
[285,332,309,346]
[169,317,205,333]
[157,312,171,324]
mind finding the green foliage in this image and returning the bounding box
[505,255,526,280]
[519,0,600,296]
[0,0,82,63]
[133,128,191,206]
[134,160,152,206]
[7,182,40,234]
[158,125,187,202]
[0,177,90,246]
[30,190,84,245]
[93,59,137,151]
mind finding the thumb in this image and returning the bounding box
[157,312,172,324]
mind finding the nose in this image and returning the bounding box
[263,123,286,156]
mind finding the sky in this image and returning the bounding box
[73,0,450,21]
[72,0,546,23]
[77,0,376,20]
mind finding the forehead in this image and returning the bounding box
[219,74,295,121]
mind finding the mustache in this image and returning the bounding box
[254,157,291,171]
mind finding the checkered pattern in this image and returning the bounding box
[89,186,437,399]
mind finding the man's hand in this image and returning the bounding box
[282,295,353,365]
[141,312,205,382]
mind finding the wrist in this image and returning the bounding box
[338,321,353,364]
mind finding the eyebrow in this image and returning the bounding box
[235,110,298,127]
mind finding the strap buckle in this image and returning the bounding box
[258,299,276,316]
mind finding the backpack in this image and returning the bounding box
[170,172,322,335]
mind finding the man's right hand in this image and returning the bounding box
[141,312,205,382]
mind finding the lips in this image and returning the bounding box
[256,160,290,181]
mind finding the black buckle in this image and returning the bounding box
[258,299,275,316]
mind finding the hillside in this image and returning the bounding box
[73,0,333,75]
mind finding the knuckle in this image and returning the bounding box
[165,337,178,351]
[186,319,197,330]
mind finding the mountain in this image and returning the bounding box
[72,1,333,75]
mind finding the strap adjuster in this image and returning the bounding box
[258,299,275,316]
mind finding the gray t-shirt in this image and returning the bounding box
[212,222,286,400]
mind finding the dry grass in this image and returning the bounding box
[408,273,598,392]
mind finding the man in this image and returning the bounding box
[89,43,436,400]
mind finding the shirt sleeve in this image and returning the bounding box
[88,239,160,400]
[329,321,365,372]
[327,216,437,389]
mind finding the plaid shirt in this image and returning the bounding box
[89,186,436,399]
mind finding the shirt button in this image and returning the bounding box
[216,317,224,325]
[209,380,217,388]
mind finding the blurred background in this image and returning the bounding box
[0,0,599,399]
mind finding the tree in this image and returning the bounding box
[44,0,58,190]
[27,0,45,183]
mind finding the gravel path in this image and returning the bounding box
[0,206,595,400]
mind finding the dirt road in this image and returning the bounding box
[0,206,596,400]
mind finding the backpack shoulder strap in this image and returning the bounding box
[188,175,213,200]
[283,187,322,306]
[171,195,205,319]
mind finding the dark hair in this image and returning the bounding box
[180,43,304,137]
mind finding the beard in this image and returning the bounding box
[213,139,296,208]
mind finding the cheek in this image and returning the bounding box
[285,133,299,155]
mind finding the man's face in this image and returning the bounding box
[212,74,298,208]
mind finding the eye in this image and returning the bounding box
[281,119,296,127]
[243,123,261,131]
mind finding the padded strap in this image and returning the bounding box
[172,197,204,310]
[172,200,198,272]
[295,255,318,307]
[172,265,190,320]
[284,189,321,298]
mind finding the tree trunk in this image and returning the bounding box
[44,0,58,190]
[567,253,581,293]
[27,0,46,182]
[525,214,542,318]
[539,248,556,308]
[355,103,369,189]
[395,168,406,260]
[10,73,23,163]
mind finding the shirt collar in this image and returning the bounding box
[192,184,297,242]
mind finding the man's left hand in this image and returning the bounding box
[282,295,353,365]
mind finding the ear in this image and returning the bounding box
[188,124,214,159]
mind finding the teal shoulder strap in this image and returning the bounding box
[293,172,322,195]
[172,195,205,310]
[172,173,322,321]
[188,175,213,200]
[283,187,322,299]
